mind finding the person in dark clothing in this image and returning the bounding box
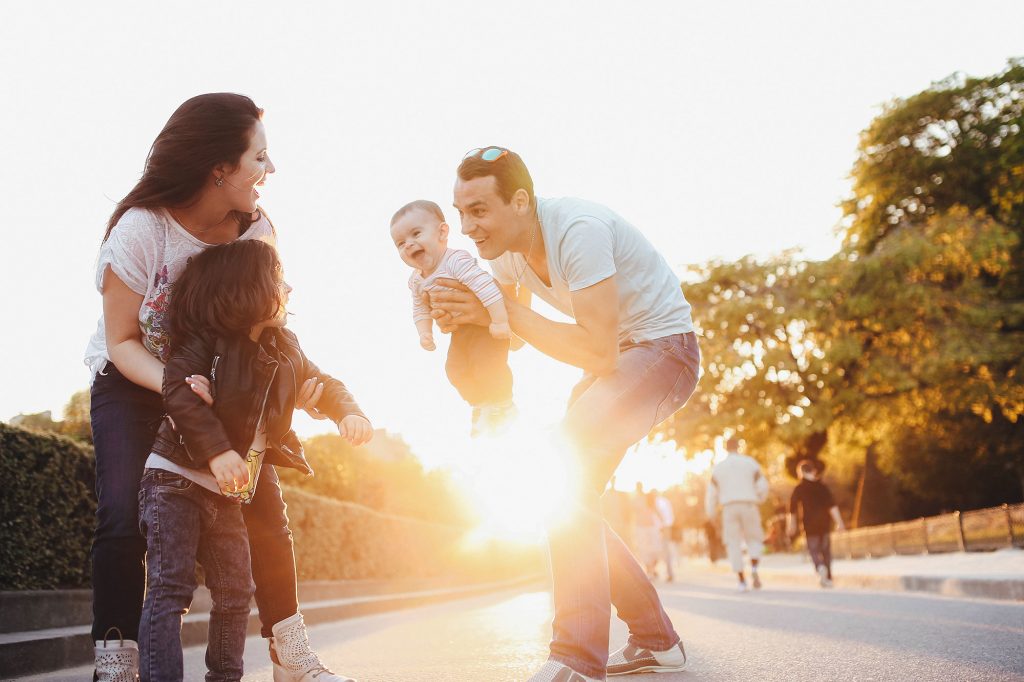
[788,460,845,587]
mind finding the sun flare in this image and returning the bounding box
[455,418,578,544]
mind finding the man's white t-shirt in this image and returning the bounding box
[83,207,276,379]
[489,197,693,345]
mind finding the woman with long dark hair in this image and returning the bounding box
[85,93,366,682]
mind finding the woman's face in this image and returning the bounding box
[220,120,275,213]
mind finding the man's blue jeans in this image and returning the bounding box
[138,469,255,682]
[548,332,700,679]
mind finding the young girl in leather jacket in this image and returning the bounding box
[137,239,371,682]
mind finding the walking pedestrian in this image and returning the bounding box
[705,437,769,591]
[788,459,844,587]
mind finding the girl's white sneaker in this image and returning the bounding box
[269,613,355,682]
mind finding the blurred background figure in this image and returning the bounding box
[706,437,770,591]
[631,484,663,579]
[654,490,677,582]
[601,476,635,551]
[766,500,791,553]
[788,459,845,587]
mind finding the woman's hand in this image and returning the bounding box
[295,377,331,420]
[185,375,214,406]
[423,278,491,333]
[208,449,249,497]
[338,415,373,446]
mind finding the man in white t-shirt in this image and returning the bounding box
[427,147,699,681]
[705,437,770,592]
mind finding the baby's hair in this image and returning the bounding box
[391,199,445,227]
[168,239,283,348]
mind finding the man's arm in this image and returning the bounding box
[506,276,619,375]
[429,275,620,375]
[829,506,845,531]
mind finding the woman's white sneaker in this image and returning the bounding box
[94,628,139,682]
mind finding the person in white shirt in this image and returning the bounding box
[390,200,515,436]
[654,492,677,582]
[705,437,770,591]
[425,146,697,680]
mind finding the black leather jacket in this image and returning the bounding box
[152,327,366,475]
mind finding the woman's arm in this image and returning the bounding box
[102,266,164,393]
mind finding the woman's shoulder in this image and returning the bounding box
[113,206,169,233]
[244,207,277,241]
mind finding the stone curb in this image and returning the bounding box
[0,574,542,679]
[757,569,1024,601]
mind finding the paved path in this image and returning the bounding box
[27,570,1024,681]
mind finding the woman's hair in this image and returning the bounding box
[168,239,282,347]
[104,93,264,242]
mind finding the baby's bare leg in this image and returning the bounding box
[485,300,511,339]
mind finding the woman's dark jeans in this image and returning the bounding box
[90,363,300,641]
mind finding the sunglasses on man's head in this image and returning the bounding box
[463,147,509,162]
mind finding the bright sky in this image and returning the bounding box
[3,2,1022,490]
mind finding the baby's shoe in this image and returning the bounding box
[471,400,517,437]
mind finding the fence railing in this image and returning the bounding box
[832,503,1024,559]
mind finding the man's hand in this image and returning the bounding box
[420,334,436,351]
[422,278,491,333]
[338,415,373,446]
[208,450,249,496]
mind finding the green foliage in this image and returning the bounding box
[843,58,1024,254]
[0,422,96,589]
[61,390,93,444]
[658,60,1024,519]
[275,431,472,527]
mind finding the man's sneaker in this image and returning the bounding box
[751,571,762,589]
[817,564,830,587]
[607,641,687,676]
[736,580,749,593]
[527,660,601,682]
[270,613,355,682]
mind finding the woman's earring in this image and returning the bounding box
[215,177,224,187]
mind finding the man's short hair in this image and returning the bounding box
[457,147,536,208]
[391,199,445,227]
[726,436,740,451]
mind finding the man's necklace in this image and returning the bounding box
[513,220,538,298]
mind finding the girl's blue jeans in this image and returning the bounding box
[138,469,254,682]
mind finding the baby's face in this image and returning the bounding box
[391,208,449,274]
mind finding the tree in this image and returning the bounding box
[657,60,1024,517]
[61,390,92,443]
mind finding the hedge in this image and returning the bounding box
[0,423,540,590]
[0,423,97,589]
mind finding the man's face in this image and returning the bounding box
[453,175,519,260]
